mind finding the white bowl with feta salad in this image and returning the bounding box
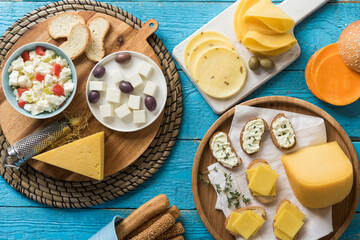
[2,42,77,119]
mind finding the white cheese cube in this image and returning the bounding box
[99,104,114,118]
[133,110,146,124]
[138,61,153,78]
[89,81,106,91]
[128,95,141,110]
[143,81,158,96]
[115,104,132,119]
[111,69,124,85]
[128,73,143,89]
[106,88,121,103]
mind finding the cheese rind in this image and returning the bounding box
[281,141,353,208]
[33,132,105,180]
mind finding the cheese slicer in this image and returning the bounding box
[172,0,328,114]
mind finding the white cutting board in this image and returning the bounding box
[172,0,328,114]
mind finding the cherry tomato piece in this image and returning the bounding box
[52,64,62,77]
[17,88,28,97]
[18,100,26,108]
[35,46,45,56]
[35,73,45,82]
[52,84,64,96]
[21,51,30,61]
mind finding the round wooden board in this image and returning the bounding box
[0,11,164,181]
[192,96,360,240]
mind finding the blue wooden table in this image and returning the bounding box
[0,0,359,239]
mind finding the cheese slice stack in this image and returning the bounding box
[33,132,105,180]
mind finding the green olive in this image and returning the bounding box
[248,56,260,71]
[260,58,275,70]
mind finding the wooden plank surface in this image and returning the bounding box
[0,0,359,240]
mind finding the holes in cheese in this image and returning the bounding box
[194,47,247,99]
[281,141,353,208]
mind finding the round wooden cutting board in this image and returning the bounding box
[192,96,360,240]
[0,11,164,181]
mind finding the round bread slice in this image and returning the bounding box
[59,23,90,60]
[270,113,296,151]
[209,131,242,169]
[225,206,266,237]
[240,118,268,155]
[246,159,276,204]
[273,200,300,240]
[48,12,86,39]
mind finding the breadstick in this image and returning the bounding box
[130,213,175,240]
[156,222,185,240]
[126,205,180,239]
[169,236,184,240]
[116,194,170,239]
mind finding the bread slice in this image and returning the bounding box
[273,200,300,240]
[85,16,111,62]
[209,131,242,169]
[246,159,277,204]
[240,118,268,155]
[225,206,266,237]
[59,23,90,60]
[48,12,86,39]
[270,113,296,151]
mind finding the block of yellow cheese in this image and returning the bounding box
[274,201,305,221]
[274,210,304,238]
[281,141,353,208]
[247,166,276,196]
[33,132,105,180]
[274,227,293,240]
[247,164,279,195]
[232,211,263,239]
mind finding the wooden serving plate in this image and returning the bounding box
[0,11,164,181]
[192,96,360,240]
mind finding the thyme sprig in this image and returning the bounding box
[198,167,250,208]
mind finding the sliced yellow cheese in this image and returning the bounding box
[226,212,242,234]
[274,201,305,221]
[188,39,235,77]
[194,47,247,99]
[184,31,233,67]
[255,45,295,56]
[232,211,262,240]
[247,166,276,196]
[274,227,293,240]
[233,0,244,41]
[248,164,279,195]
[281,141,353,208]
[33,132,105,180]
[243,0,294,34]
[274,210,304,238]
[235,0,260,41]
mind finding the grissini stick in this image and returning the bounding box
[156,222,185,240]
[116,194,170,239]
[129,213,175,240]
[126,205,180,239]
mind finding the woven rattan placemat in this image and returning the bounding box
[0,0,182,208]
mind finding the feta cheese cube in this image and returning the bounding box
[133,110,146,124]
[138,61,153,78]
[9,71,19,86]
[115,104,132,119]
[99,104,114,118]
[111,69,124,85]
[106,88,121,103]
[89,81,106,91]
[128,95,141,110]
[143,81,158,96]
[128,73,143,89]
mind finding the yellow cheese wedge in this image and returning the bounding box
[274,210,304,238]
[226,212,242,234]
[247,166,276,196]
[234,0,260,41]
[194,47,247,99]
[33,132,105,180]
[248,164,279,195]
[187,39,235,77]
[243,0,294,34]
[232,211,262,239]
[274,201,305,221]
[281,141,353,208]
[184,31,233,67]
[274,227,293,240]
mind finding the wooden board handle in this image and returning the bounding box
[137,19,159,41]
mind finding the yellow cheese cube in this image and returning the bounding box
[281,141,353,208]
[247,167,276,196]
[274,227,293,240]
[274,201,305,221]
[225,212,242,234]
[248,165,279,195]
[274,210,304,238]
[232,211,262,240]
